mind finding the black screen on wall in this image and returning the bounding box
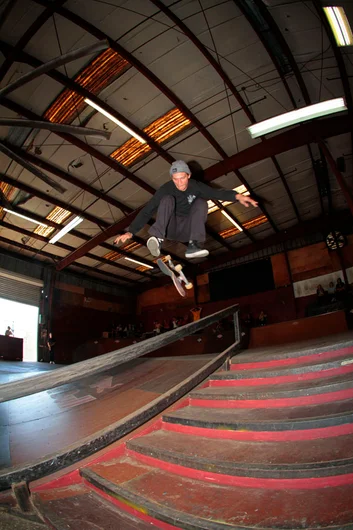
[209,259,275,302]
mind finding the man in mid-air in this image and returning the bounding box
[114,160,257,259]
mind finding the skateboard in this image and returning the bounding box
[157,255,193,297]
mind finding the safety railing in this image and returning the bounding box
[0,304,239,403]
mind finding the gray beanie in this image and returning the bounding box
[169,160,191,176]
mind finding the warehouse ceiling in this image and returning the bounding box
[0,0,352,289]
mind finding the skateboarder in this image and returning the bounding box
[114,160,257,258]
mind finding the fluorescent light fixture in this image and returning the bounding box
[3,208,48,227]
[221,210,243,231]
[247,97,347,139]
[124,257,154,269]
[49,216,83,244]
[84,98,147,144]
[324,6,353,47]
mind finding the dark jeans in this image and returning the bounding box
[49,348,55,363]
[149,195,208,243]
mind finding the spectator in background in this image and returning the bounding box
[172,317,179,329]
[163,319,171,332]
[335,278,346,300]
[179,313,189,326]
[5,326,13,337]
[47,332,56,365]
[327,281,336,302]
[258,311,268,327]
[244,313,253,328]
[316,284,326,305]
[190,306,202,321]
[153,321,162,335]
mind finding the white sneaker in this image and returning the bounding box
[147,236,163,257]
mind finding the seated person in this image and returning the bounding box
[335,278,346,301]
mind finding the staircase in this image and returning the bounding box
[32,342,353,529]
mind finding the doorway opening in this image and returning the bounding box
[0,298,39,361]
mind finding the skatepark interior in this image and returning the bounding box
[1,0,353,528]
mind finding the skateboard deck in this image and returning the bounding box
[157,256,193,297]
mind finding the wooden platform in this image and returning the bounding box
[249,310,348,348]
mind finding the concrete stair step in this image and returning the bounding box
[230,341,353,369]
[163,400,353,433]
[33,482,155,529]
[126,429,353,479]
[81,457,353,529]
[190,376,353,407]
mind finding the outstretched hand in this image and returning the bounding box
[236,194,258,208]
[114,232,133,245]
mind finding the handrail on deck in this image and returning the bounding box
[0,304,239,403]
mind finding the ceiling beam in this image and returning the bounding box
[246,0,311,106]
[0,173,159,273]
[0,40,173,165]
[203,114,351,182]
[0,140,66,194]
[0,0,68,82]
[0,118,110,140]
[141,210,353,291]
[1,136,130,214]
[0,235,133,287]
[146,1,278,231]
[0,40,109,99]
[32,2,276,231]
[0,94,155,196]
[54,111,351,270]
[312,0,353,168]
[0,167,187,268]
[32,1,226,160]
[205,225,234,252]
[149,0,254,123]
[0,45,237,253]
[0,218,150,282]
[234,0,308,221]
[19,1,274,252]
[0,0,20,34]
[245,0,327,217]
[197,209,353,273]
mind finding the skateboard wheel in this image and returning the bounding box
[165,255,171,261]
[175,264,182,272]
[185,282,193,290]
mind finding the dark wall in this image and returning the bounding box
[50,287,135,364]
[201,286,297,325]
[209,259,275,301]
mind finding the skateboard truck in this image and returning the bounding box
[157,255,193,297]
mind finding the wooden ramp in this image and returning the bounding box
[27,333,353,529]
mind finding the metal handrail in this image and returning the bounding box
[0,303,239,403]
